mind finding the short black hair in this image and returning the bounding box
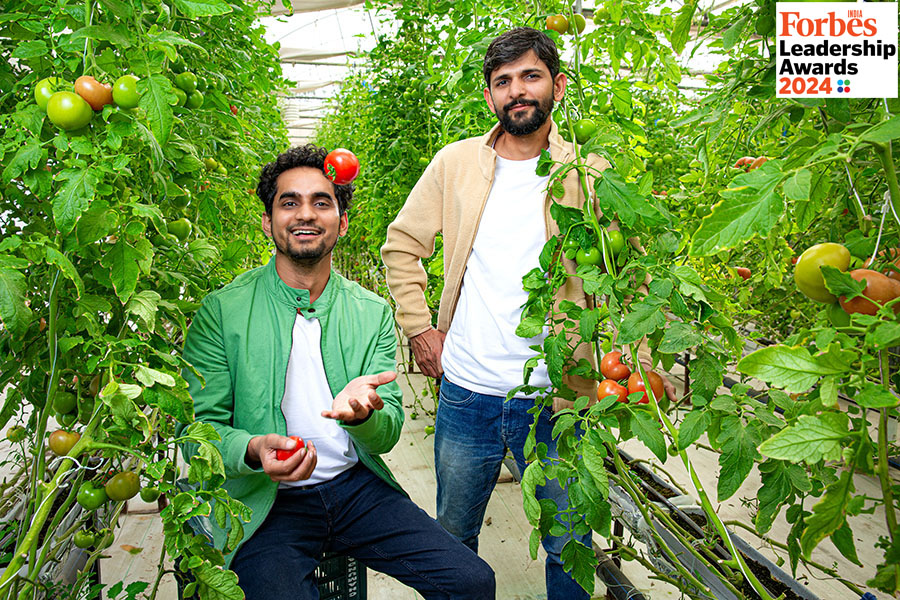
[256,144,353,216]
[483,27,561,87]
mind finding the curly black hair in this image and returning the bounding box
[482,27,560,86]
[256,144,353,216]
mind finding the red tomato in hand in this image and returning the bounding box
[323,148,360,185]
[275,435,305,461]
[627,371,664,404]
[600,351,631,381]
[597,379,628,403]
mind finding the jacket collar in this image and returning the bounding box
[477,121,573,179]
[263,255,338,317]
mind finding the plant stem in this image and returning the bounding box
[878,349,899,544]
[873,142,900,225]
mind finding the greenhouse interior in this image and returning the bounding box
[1,0,899,598]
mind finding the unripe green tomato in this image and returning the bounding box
[47,92,93,130]
[607,230,626,255]
[6,426,26,443]
[53,391,77,414]
[185,90,203,109]
[105,471,141,501]
[76,481,108,510]
[575,247,602,266]
[171,87,187,107]
[195,76,207,92]
[73,530,95,549]
[112,75,140,109]
[573,119,598,144]
[174,72,198,93]
[139,486,161,502]
[794,243,850,303]
[34,77,62,111]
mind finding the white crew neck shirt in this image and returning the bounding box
[279,312,357,488]
[442,154,551,397]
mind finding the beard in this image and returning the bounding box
[495,94,554,136]
[273,226,337,267]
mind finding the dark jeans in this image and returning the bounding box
[434,376,591,600]
[230,462,495,600]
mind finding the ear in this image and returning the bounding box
[338,212,349,238]
[483,87,495,113]
[553,72,567,102]
[261,212,272,238]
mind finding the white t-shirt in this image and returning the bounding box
[279,312,358,488]
[442,155,551,398]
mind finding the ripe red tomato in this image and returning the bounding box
[324,148,360,185]
[733,156,755,169]
[600,351,631,381]
[627,371,664,405]
[74,76,113,111]
[230,104,238,116]
[275,435,305,461]
[839,269,900,316]
[597,379,628,403]
[736,267,751,280]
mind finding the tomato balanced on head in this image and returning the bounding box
[324,148,360,186]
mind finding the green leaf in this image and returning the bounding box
[717,416,759,501]
[755,460,795,533]
[688,353,724,403]
[722,16,747,51]
[76,205,116,246]
[516,315,546,339]
[148,29,205,52]
[126,290,161,332]
[578,308,601,343]
[855,381,899,409]
[193,560,243,600]
[172,0,233,18]
[98,0,133,19]
[658,321,702,354]
[2,137,43,181]
[830,521,861,566]
[801,470,854,558]
[54,168,98,235]
[44,247,84,298]
[11,40,48,58]
[677,410,711,450]
[737,345,847,392]
[783,168,811,202]
[0,268,32,337]
[871,321,900,349]
[690,163,785,256]
[135,365,176,388]
[609,80,632,119]
[618,296,666,345]
[560,539,596,596]
[139,75,175,145]
[821,265,864,299]
[581,442,609,500]
[631,411,667,462]
[521,462,545,527]
[67,24,133,47]
[100,239,142,303]
[595,170,668,229]
[860,115,900,144]
[670,1,698,54]
[758,413,849,464]
[672,265,710,303]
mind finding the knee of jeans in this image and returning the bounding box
[458,557,495,599]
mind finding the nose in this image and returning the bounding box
[294,201,316,222]
[509,77,527,98]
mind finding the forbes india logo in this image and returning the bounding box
[776,3,898,98]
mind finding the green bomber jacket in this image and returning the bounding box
[180,256,405,568]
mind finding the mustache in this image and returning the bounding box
[503,98,539,111]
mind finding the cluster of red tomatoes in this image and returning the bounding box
[597,351,664,405]
[34,74,141,131]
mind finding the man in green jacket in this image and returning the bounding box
[182,144,494,599]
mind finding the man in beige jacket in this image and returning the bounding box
[382,27,654,599]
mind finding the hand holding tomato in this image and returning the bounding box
[322,371,397,423]
[247,434,318,482]
[275,435,305,461]
[324,148,360,185]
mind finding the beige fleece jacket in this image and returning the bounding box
[382,121,627,410]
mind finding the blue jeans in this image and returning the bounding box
[434,376,591,600]
[231,462,495,599]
